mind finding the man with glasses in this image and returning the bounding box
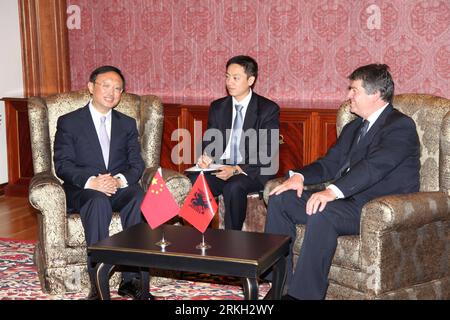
[54,65,148,300]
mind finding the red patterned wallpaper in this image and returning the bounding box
[67,0,450,106]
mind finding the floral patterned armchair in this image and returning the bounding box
[263,93,450,299]
[28,90,191,294]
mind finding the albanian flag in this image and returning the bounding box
[179,171,217,233]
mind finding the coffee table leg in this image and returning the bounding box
[95,262,114,300]
[139,268,150,300]
[271,256,287,300]
[242,277,258,300]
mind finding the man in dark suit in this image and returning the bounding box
[54,66,147,300]
[188,55,280,230]
[265,64,420,300]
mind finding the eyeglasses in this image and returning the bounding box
[94,81,124,94]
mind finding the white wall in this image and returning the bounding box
[0,0,24,184]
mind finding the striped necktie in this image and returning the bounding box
[230,104,244,165]
[357,120,369,144]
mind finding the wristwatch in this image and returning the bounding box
[232,166,240,176]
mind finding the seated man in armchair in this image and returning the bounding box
[54,65,149,300]
[265,64,420,300]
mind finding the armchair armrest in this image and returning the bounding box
[360,191,449,234]
[440,111,450,196]
[263,177,286,204]
[29,171,65,213]
[29,171,68,249]
[359,191,449,296]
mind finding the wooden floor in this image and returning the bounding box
[0,195,38,241]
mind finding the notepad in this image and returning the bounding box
[184,163,223,173]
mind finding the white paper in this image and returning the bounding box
[184,163,223,172]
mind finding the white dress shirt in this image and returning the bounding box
[220,89,253,161]
[290,103,389,199]
[84,101,128,189]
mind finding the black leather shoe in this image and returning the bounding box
[282,294,299,300]
[86,285,100,300]
[118,278,154,300]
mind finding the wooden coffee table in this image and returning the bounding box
[88,222,290,300]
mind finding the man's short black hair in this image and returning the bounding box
[348,64,394,103]
[89,65,126,89]
[226,55,258,85]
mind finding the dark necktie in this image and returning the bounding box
[335,119,370,179]
[357,120,369,144]
[230,104,244,165]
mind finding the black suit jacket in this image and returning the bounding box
[54,104,145,199]
[202,93,280,186]
[296,104,420,206]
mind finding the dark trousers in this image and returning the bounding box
[66,184,144,284]
[187,172,263,230]
[264,190,362,299]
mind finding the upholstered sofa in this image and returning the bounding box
[217,193,267,232]
[28,90,191,294]
[262,94,450,299]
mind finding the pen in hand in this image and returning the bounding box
[197,153,212,169]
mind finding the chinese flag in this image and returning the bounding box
[179,171,217,233]
[140,168,180,229]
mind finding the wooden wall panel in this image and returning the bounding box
[185,106,209,171]
[0,183,6,196]
[3,98,33,197]
[161,105,209,173]
[314,111,338,161]
[19,0,71,97]
[278,110,311,176]
[160,104,181,172]
[6,0,71,196]
[160,104,338,178]
[325,120,338,152]
[278,121,305,176]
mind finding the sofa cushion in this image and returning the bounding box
[66,212,123,247]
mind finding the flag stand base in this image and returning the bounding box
[195,243,211,250]
[156,239,171,247]
[156,231,171,249]
[195,234,211,251]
